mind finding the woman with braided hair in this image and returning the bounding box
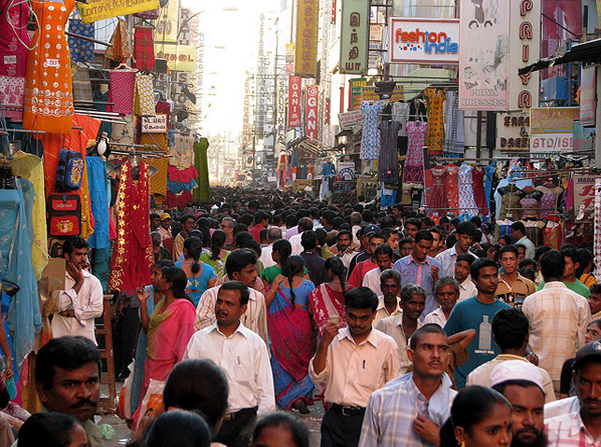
[266,256,316,414]
[175,236,216,307]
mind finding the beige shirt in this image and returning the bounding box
[522,281,591,388]
[362,267,383,297]
[466,354,556,403]
[195,285,269,346]
[458,277,477,302]
[376,314,423,374]
[309,327,400,407]
[423,307,448,328]
[373,296,402,327]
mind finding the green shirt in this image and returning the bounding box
[537,279,590,298]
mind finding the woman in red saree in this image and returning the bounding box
[266,256,315,413]
[133,266,196,425]
[309,256,348,337]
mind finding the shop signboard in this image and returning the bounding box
[496,112,530,151]
[80,0,160,23]
[361,86,404,102]
[458,0,509,111]
[141,115,167,133]
[389,18,459,64]
[340,0,370,75]
[530,107,579,134]
[338,110,364,130]
[530,134,573,154]
[305,85,319,139]
[580,65,597,127]
[349,78,366,110]
[338,162,356,180]
[154,44,196,71]
[574,174,599,210]
[154,0,179,43]
[295,0,319,77]
[288,75,302,127]
[332,180,356,193]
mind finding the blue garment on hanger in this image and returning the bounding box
[87,157,111,249]
[167,179,198,194]
[484,163,496,215]
[0,179,42,364]
[381,184,396,208]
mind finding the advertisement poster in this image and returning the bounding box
[389,18,460,64]
[458,0,509,111]
[580,65,596,127]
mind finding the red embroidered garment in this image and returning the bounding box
[108,160,153,294]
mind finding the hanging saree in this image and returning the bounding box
[108,161,153,295]
[268,281,315,409]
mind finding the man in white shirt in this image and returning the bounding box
[436,221,478,277]
[290,217,313,255]
[509,221,536,259]
[52,236,103,344]
[522,250,591,393]
[259,227,282,269]
[184,280,275,447]
[195,249,268,344]
[455,253,477,302]
[309,287,400,447]
[423,276,460,328]
[373,269,403,327]
[362,244,394,297]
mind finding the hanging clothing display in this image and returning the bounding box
[169,132,195,169]
[427,165,448,214]
[0,179,43,365]
[134,72,155,116]
[145,157,168,205]
[105,18,131,62]
[86,157,110,250]
[67,18,95,64]
[443,91,465,154]
[108,160,153,295]
[23,0,76,135]
[193,138,210,203]
[0,0,31,121]
[110,70,135,115]
[484,163,497,216]
[133,26,155,71]
[472,165,487,215]
[446,164,460,215]
[402,121,427,184]
[424,88,445,152]
[458,163,479,217]
[536,183,563,219]
[391,102,410,137]
[378,121,401,183]
[360,101,384,160]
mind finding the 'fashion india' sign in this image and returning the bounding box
[389,18,459,64]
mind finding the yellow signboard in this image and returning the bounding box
[155,0,180,43]
[154,44,196,72]
[295,0,319,77]
[80,0,160,23]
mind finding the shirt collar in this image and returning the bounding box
[340,326,379,348]
[407,372,453,406]
[377,296,402,312]
[408,254,431,266]
[209,321,249,338]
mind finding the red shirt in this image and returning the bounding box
[249,224,266,244]
[347,258,378,288]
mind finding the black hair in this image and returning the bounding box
[144,410,211,447]
[534,245,552,262]
[470,258,498,281]
[440,386,511,447]
[409,323,447,350]
[344,287,378,312]
[405,217,422,230]
[455,221,476,237]
[184,236,203,274]
[336,229,352,240]
[519,257,536,269]
[282,255,306,308]
[540,249,565,281]
[380,268,401,286]
[210,230,226,261]
[576,248,594,278]
[150,213,160,221]
[162,267,192,303]
[400,283,426,304]
[497,235,512,246]
[239,213,255,228]
[374,243,393,258]
[492,308,529,351]
[252,412,310,447]
[153,259,175,269]
[324,257,347,294]
[301,230,318,251]
[163,359,229,434]
[369,232,386,243]
[510,221,526,234]
[234,231,255,249]
[590,284,601,295]
[498,244,518,258]
[225,249,257,278]
[470,216,482,227]
[399,237,413,247]
[219,280,250,306]
[17,412,81,447]
[415,229,434,243]
[272,239,292,267]
[35,336,101,390]
[62,236,89,256]
[285,214,298,228]
[561,246,580,266]
[456,253,475,266]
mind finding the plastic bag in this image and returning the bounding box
[116,361,135,420]
[136,379,165,435]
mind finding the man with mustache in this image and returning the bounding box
[545,341,601,446]
[32,336,104,447]
[184,280,274,447]
[490,360,549,447]
[358,324,456,447]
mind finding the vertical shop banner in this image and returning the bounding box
[507,0,541,111]
[155,0,180,43]
[340,0,370,75]
[288,75,302,126]
[458,0,509,110]
[580,65,597,127]
[295,0,319,77]
[305,85,319,139]
[80,0,160,23]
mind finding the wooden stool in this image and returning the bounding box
[96,294,116,412]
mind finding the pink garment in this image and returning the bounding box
[109,70,135,114]
[166,190,193,208]
[446,164,460,214]
[427,166,448,213]
[472,165,487,215]
[403,121,427,184]
[168,165,199,183]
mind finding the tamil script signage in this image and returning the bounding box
[340,0,370,74]
[389,17,459,64]
[80,0,160,23]
[141,115,167,133]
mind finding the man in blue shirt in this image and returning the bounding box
[444,258,511,388]
[393,230,441,317]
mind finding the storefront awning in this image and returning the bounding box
[518,38,601,75]
[286,136,335,157]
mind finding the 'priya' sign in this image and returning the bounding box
[389,18,459,64]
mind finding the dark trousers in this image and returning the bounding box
[113,307,139,376]
[215,407,257,447]
[321,407,365,447]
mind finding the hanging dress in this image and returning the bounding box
[23,0,76,134]
[424,88,445,152]
[443,90,465,154]
[360,101,384,160]
[108,160,154,295]
[458,163,479,217]
[378,121,401,183]
[446,164,460,215]
[402,121,427,184]
[427,165,448,214]
[472,165,487,215]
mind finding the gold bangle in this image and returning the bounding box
[5,357,13,362]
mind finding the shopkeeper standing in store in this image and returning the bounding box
[51,236,103,344]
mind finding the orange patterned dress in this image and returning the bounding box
[23,0,75,134]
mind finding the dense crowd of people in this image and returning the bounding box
[5,187,601,447]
